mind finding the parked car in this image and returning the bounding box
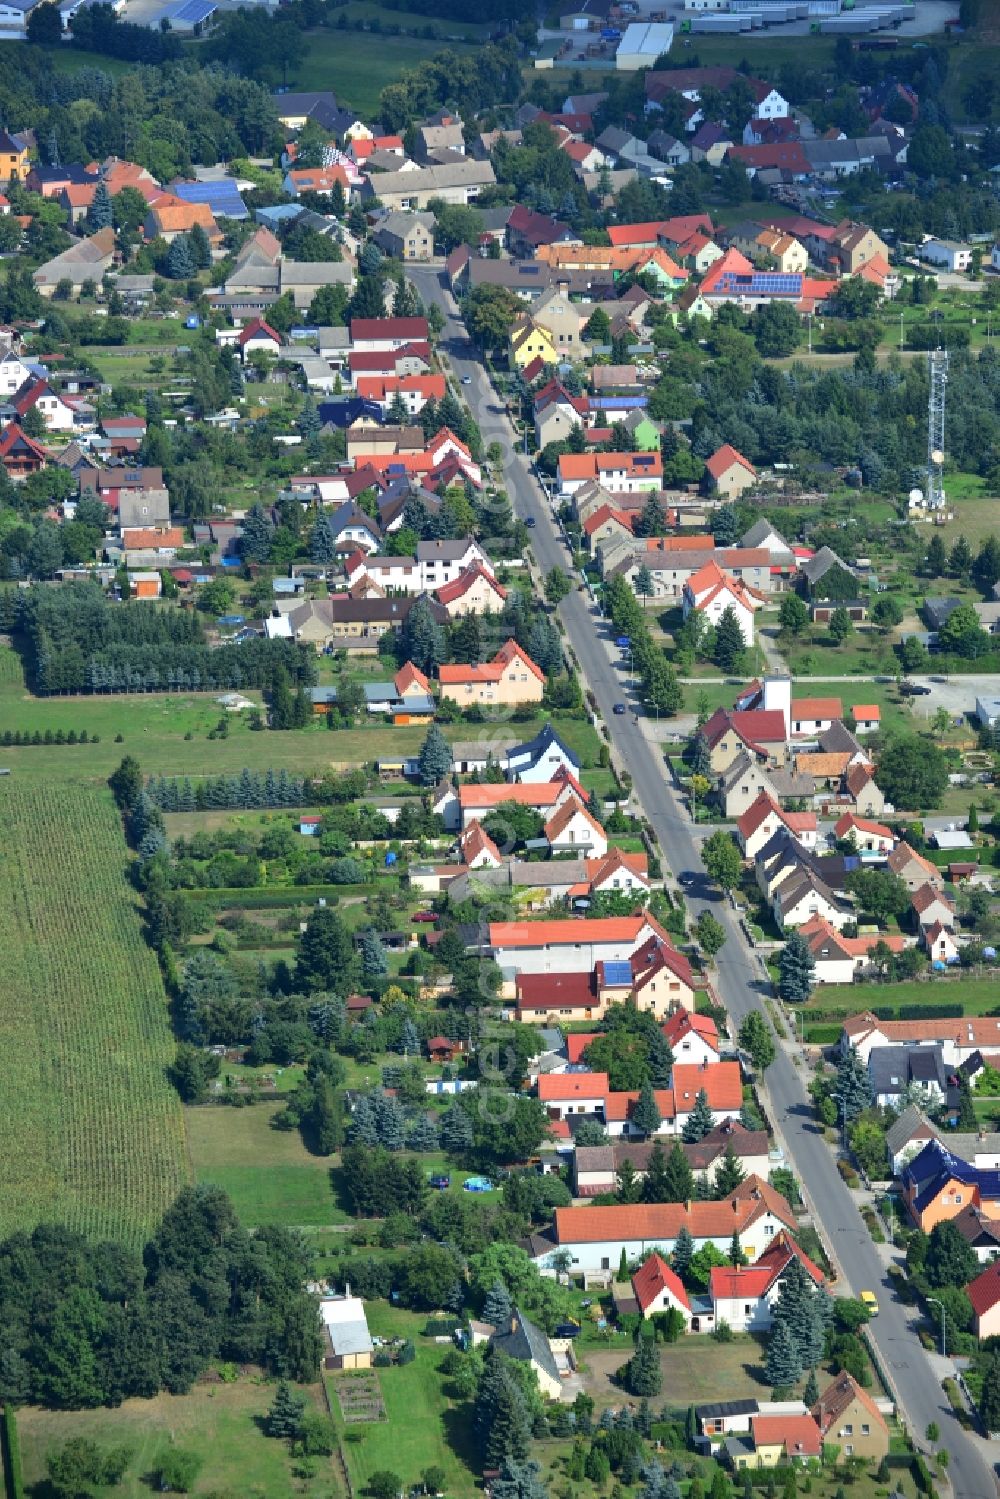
[412,910,437,922]
[429,1174,451,1190]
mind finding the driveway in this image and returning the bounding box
[409,267,1000,1495]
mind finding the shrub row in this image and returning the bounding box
[1,728,99,746]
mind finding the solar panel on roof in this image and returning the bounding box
[603,961,632,987]
[170,0,216,21]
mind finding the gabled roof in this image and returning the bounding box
[966,1258,1000,1317]
[632,1252,690,1313]
[538,1071,610,1101]
[834,811,892,841]
[435,563,506,607]
[544,794,606,847]
[702,706,787,754]
[553,1178,794,1245]
[238,317,280,347]
[394,661,430,695]
[663,1008,718,1051]
[793,696,843,721]
[459,820,502,867]
[812,1371,887,1436]
[493,914,664,950]
[912,882,954,915]
[751,1414,822,1458]
[491,1307,560,1384]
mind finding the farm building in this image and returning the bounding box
[321,1294,373,1370]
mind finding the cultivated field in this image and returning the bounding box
[0,780,188,1246]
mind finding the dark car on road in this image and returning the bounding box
[613,702,626,714]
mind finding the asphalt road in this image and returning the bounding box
[410,267,997,1494]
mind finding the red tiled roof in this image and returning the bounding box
[537,1071,609,1102]
[515,971,596,1011]
[491,915,661,950]
[350,316,430,342]
[705,442,756,481]
[632,1252,690,1313]
[793,697,843,720]
[553,1180,794,1245]
[966,1259,1000,1317]
[435,563,506,607]
[751,1414,822,1457]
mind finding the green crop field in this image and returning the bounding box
[291,27,474,116]
[0,780,188,1246]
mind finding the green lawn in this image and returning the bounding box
[292,26,474,116]
[328,1305,478,1498]
[803,975,1000,1018]
[186,1100,349,1227]
[0,674,602,782]
[16,1379,335,1499]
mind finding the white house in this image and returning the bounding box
[536,1180,797,1276]
[833,812,894,856]
[920,239,973,273]
[663,1009,719,1068]
[537,1071,611,1121]
[489,913,669,985]
[545,795,608,858]
[346,538,492,595]
[0,350,35,395]
[506,726,580,785]
[682,560,760,646]
[631,1253,692,1325]
[707,1235,825,1334]
[738,793,817,860]
[840,1011,1000,1068]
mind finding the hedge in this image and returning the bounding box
[2,1405,24,1499]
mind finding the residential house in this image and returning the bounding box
[868,1044,950,1110]
[143,196,219,245]
[439,638,545,709]
[921,239,974,274]
[754,229,808,274]
[510,319,559,370]
[0,422,47,479]
[535,1179,797,1274]
[323,593,448,647]
[798,546,857,601]
[453,775,581,833]
[435,563,507,618]
[347,537,491,596]
[952,1204,1000,1264]
[923,919,961,966]
[506,725,580,784]
[631,1253,692,1325]
[798,916,905,986]
[813,220,889,276]
[514,930,698,1022]
[663,1008,719,1069]
[700,707,788,775]
[575,1120,768,1198]
[0,129,29,182]
[902,1138,1000,1233]
[374,210,435,260]
[834,811,894,856]
[885,1105,939,1176]
[534,378,588,448]
[545,795,608,858]
[886,842,944,894]
[12,378,80,432]
[603,1062,745,1141]
[703,443,757,499]
[718,753,814,821]
[489,1309,563,1400]
[772,865,853,932]
[733,1414,822,1469]
[690,122,733,166]
[842,1012,1000,1069]
[843,763,884,818]
[361,160,495,211]
[682,560,762,646]
[710,1234,825,1334]
[363,661,435,722]
[33,227,116,296]
[966,1260,1000,1340]
[557,451,663,497]
[737,793,817,860]
[491,912,671,984]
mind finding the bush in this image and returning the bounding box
[154,1446,202,1493]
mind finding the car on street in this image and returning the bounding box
[901,682,930,696]
[461,374,472,384]
[860,1290,879,1316]
[679,872,696,886]
[525,516,536,527]
[613,702,626,714]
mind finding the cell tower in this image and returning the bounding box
[926,348,948,512]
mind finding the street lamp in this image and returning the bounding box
[927,1296,948,1358]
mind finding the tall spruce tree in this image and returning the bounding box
[632,1082,662,1139]
[681,1088,713,1144]
[764,1319,802,1389]
[661,1141,695,1203]
[779,931,816,1003]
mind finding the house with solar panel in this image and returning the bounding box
[172,177,248,220]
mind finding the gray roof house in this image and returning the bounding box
[868,1044,950,1108]
[490,1308,562,1398]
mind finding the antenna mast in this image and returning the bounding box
[926,348,948,512]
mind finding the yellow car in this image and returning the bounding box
[860,1290,879,1316]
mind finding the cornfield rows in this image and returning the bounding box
[0,781,189,1247]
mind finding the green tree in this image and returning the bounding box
[620,1331,661,1396]
[681,1088,713,1144]
[634,492,666,539]
[672,1224,694,1280]
[875,737,948,811]
[584,307,611,343]
[661,1141,695,1203]
[828,607,853,644]
[836,1047,873,1124]
[702,831,742,892]
[779,593,808,636]
[695,910,726,958]
[765,1319,802,1388]
[401,596,446,675]
[713,1143,745,1197]
[296,906,356,994]
[544,568,571,605]
[266,1380,307,1437]
[925,1219,980,1289]
[978,1349,1000,1432]
[632,1082,662,1139]
[924,533,946,577]
[738,1011,775,1072]
[474,1353,531,1467]
[240,503,274,565]
[871,595,904,631]
[940,602,990,659]
[779,931,815,1002]
[713,606,745,673]
[154,1445,202,1493]
[617,1157,641,1204]
[949,535,972,578]
[47,1439,133,1499]
[88,180,113,232]
[417,724,453,787]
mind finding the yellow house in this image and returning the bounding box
[0,130,29,183]
[510,319,558,370]
[439,638,545,707]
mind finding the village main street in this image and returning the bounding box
[408,264,1000,1498]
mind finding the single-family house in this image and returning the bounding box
[868,1044,950,1110]
[363,661,435,722]
[435,563,507,618]
[798,916,905,986]
[682,560,762,646]
[911,883,956,932]
[506,725,579,785]
[544,795,608,858]
[373,210,436,261]
[886,842,944,893]
[833,811,894,856]
[703,443,757,499]
[489,1309,563,1400]
[700,707,788,775]
[33,227,116,297]
[631,1253,692,1325]
[737,793,816,860]
[967,1260,1000,1340]
[439,639,545,709]
[902,1138,1000,1233]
